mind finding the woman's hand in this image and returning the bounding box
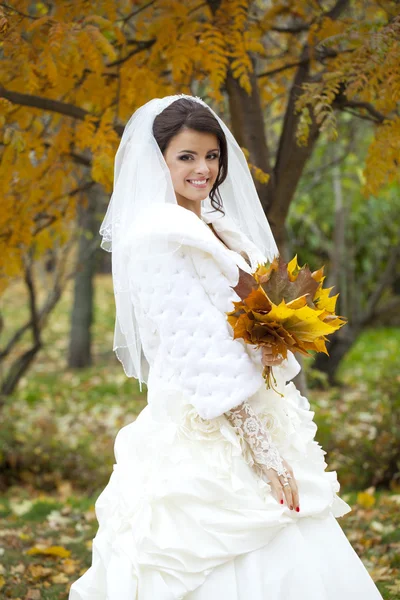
[261,345,285,367]
[263,458,300,511]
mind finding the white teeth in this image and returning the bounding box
[188,179,208,185]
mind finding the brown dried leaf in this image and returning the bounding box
[262,258,319,305]
[232,266,258,300]
[25,590,41,600]
[28,564,52,579]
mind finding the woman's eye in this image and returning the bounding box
[178,153,219,161]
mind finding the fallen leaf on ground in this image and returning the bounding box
[387,580,400,594]
[28,564,52,579]
[61,558,80,574]
[357,491,376,509]
[25,590,41,600]
[26,545,71,558]
[11,562,26,575]
[51,572,69,584]
[9,499,34,516]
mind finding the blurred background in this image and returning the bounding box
[0,1,399,598]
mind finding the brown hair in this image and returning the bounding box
[153,98,227,216]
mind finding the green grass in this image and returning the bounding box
[0,489,100,598]
[0,487,399,598]
[337,326,400,385]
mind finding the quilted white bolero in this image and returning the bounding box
[128,203,300,420]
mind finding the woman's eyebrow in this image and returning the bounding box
[177,148,220,154]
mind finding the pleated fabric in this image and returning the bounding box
[69,381,382,599]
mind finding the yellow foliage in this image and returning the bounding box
[241,147,269,184]
[363,116,400,195]
[295,11,400,190]
[250,164,270,184]
[0,0,398,291]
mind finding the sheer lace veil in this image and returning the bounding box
[99,94,278,389]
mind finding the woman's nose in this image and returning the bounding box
[194,161,210,175]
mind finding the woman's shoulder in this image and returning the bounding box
[128,204,239,282]
[129,203,205,246]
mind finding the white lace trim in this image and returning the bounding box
[225,401,289,478]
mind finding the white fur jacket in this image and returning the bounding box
[128,202,300,420]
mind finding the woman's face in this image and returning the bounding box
[163,128,220,213]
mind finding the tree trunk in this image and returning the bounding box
[266,48,321,250]
[225,68,309,396]
[0,248,71,400]
[225,70,273,199]
[67,184,102,368]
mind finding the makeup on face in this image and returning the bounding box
[178,148,219,189]
[164,129,220,215]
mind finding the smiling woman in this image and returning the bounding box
[69,95,383,600]
[163,130,220,212]
[153,97,228,218]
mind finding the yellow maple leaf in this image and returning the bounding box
[314,286,338,313]
[287,254,301,281]
[286,295,309,309]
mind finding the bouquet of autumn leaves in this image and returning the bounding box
[227,256,346,394]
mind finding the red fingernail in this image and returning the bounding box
[280,499,284,504]
[296,507,300,512]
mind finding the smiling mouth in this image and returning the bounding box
[186,178,210,188]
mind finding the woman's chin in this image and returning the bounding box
[185,185,213,201]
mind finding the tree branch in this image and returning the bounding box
[0,86,88,120]
[363,244,400,324]
[326,0,350,20]
[257,59,309,79]
[271,24,309,33]
[119,0,156,23]
[188,2,208,16]
[107,39,156,68]
[370,296,400,323]
[0,2,38,19]
[0,239,76,378]
[23,255,40,347]
[32,181,96,235]
[0,258,42,395]
[68,151,92,167]
[0,87,124,136]
[257,47,354,79]
[264,0,349,36]
[264,0,351,248]
[335,99,387,124]
[206,0,222,15]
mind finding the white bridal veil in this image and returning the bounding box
[100,94,278,388]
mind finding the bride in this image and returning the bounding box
[69,95,383,599]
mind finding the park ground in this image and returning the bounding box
[0,275,399,598]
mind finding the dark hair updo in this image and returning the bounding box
[153,98,227,216]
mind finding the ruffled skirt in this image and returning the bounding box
[69,382,382,599]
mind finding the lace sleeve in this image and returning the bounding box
[225,401,288,478]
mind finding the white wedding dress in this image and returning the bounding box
[69,204,383,600]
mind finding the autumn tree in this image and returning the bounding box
[1,0,399,389]
[287,116,400,381]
